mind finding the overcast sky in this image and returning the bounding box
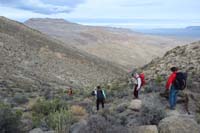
[0,0,199,29]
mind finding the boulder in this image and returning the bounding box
[70,119,87,133]
[116,103,128,113]
[165,109,180,117]
[158,116,200,133]
[128,99,142,111]
[130,125,158,133]
[82,115,111,133]
[80,115,128,133]
[29,128,43,133]
[21,119,33,132]
[29,128,54,133]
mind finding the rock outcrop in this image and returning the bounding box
[130,125,158,133]
[142,42,200,113]
[158,116,200,133]
[128,99,142,111]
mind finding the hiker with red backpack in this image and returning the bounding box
[132,72,145,99]
[166,67,187,110]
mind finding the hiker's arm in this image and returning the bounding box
[137,78,142,90]
[166,73,176,90]
[103,90,106,98]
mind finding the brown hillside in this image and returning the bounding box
[25,18,185,69]
[0,16,125,95]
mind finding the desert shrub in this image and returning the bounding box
[31,98,68,127]
[196,105,200,124]
[13,93,29,105]
[82,115,111,133]
[144,80,165,93]
[106,81,128,100]
[71,105,86,116]
[143,86,153,93]
[80,88,92,99]
[77,98,94,114]
[99,108,119,125]
[0,102,22,133]
[140,105,166,125]
[120,115,127,126]
[47,109,74,133]
[110,81,127,90]
[155,75,163,85]
[32,99,68,116]
[186,75,193,89]
[196,113,200,124]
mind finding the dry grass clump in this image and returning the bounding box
[70,105,87,116]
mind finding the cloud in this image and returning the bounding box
[0,0,85,14]
[121,1,163,7]
[0,0,199,28]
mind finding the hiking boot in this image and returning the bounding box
[170,107,176,110]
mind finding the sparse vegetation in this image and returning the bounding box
[31,98,68,128]
[196,113,200,124]
[47,109,74,133]
[71,105,87,116]
[0,102,22,133]
[143,86,153,93]
[140,105,166,125]
[13,93,29,105]
[196,104,200,124]
[155,75,163,85]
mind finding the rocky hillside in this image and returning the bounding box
[0,16,125,98]
[70,41,200,133]
[142,41,200,113]
[25,18,185,69]
[0,17,199,132]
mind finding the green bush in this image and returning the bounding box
[32,99,68,127]
[32,99,68,116]
[140,105,166,125]
[143,86,153,93]
[0,102,22,133]
[47,109,74,133]
[155,75,163,85]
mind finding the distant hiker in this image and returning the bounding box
[132,72,145,98]
[68,87,73,96]
[166,67,187,110]
[93,85,106,111]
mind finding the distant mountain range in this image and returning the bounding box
[135,26,200,40]
[186,26,200,30]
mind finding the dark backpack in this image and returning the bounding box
[97,90,104,100]
[174,72,187,90]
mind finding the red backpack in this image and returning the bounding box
[139,73,145,86]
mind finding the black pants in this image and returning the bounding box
[134,85,139,98]
[96,99,104,110]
